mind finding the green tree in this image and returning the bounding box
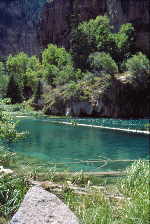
[6,75,24,104]
[70,16,135,70]
[6,53,29,78]
[42,44,73,69]
[6,53,42,98]
[70,16,113,69]
[112,23,136,65]
[42,44,81,86]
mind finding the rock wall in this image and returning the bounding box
[39,0,150,54]
[0,0,149,57]
[0,0,46,57]
[39,0,106,49]
[44,75,150,118]
[107,0,150,54]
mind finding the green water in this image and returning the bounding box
[6,118,150,172]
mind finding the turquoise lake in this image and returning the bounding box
[6,118,150,172]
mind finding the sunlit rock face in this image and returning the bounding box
[0,0,47,57]
[39,0,150,54]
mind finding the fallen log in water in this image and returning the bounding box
[53,121,150,135]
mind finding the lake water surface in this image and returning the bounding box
[7,117,150,172]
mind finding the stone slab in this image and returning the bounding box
[10,186,79,224]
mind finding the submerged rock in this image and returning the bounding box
[10,186,79,224]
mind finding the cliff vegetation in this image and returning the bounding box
[0,16,150,118]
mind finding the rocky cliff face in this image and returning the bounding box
[0,0,149,57]
[0,0,46,57]
[39,0,150,54]
[44,75,150,118]
[39,0,106,49]
[107,0,150,54]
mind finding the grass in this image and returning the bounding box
[0,174,29,223]
[0,160,149,224]
[64,191,113,224]
[0,146,16,167]
[118,161,150,224]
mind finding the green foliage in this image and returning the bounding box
[0,174,28,219]
[71,16,112,69]
[119,161,150,224]
[6,75,24,104]
[42,44,80,86]
[0,146,16,167]
[0,17,148,117]
[42,44,73,69]
[6,53,42,98]
[71,16,135,70]
[0,100,26,142]
[112,23,135,64]
[6,53,29,76]
[125,52,150,76]
[65,191,112,224]
[88,52,118,75]
[53,65,80,86]
[0,62,8,97]
[63,161,150,224]
[44,64,59,85]
[0,110,25,142]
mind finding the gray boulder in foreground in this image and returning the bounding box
[10,186,79,224]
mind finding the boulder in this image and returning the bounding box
[0,166,13,175]
[10,186,79,224]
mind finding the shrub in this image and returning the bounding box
[88,52,118,75]
[125,52,150,76]
[0,110,26,142]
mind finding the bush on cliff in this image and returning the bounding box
[88,52,118,75]
[71,16,135,70]
[125,52,150,77]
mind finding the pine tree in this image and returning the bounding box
[6,75,24,104]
